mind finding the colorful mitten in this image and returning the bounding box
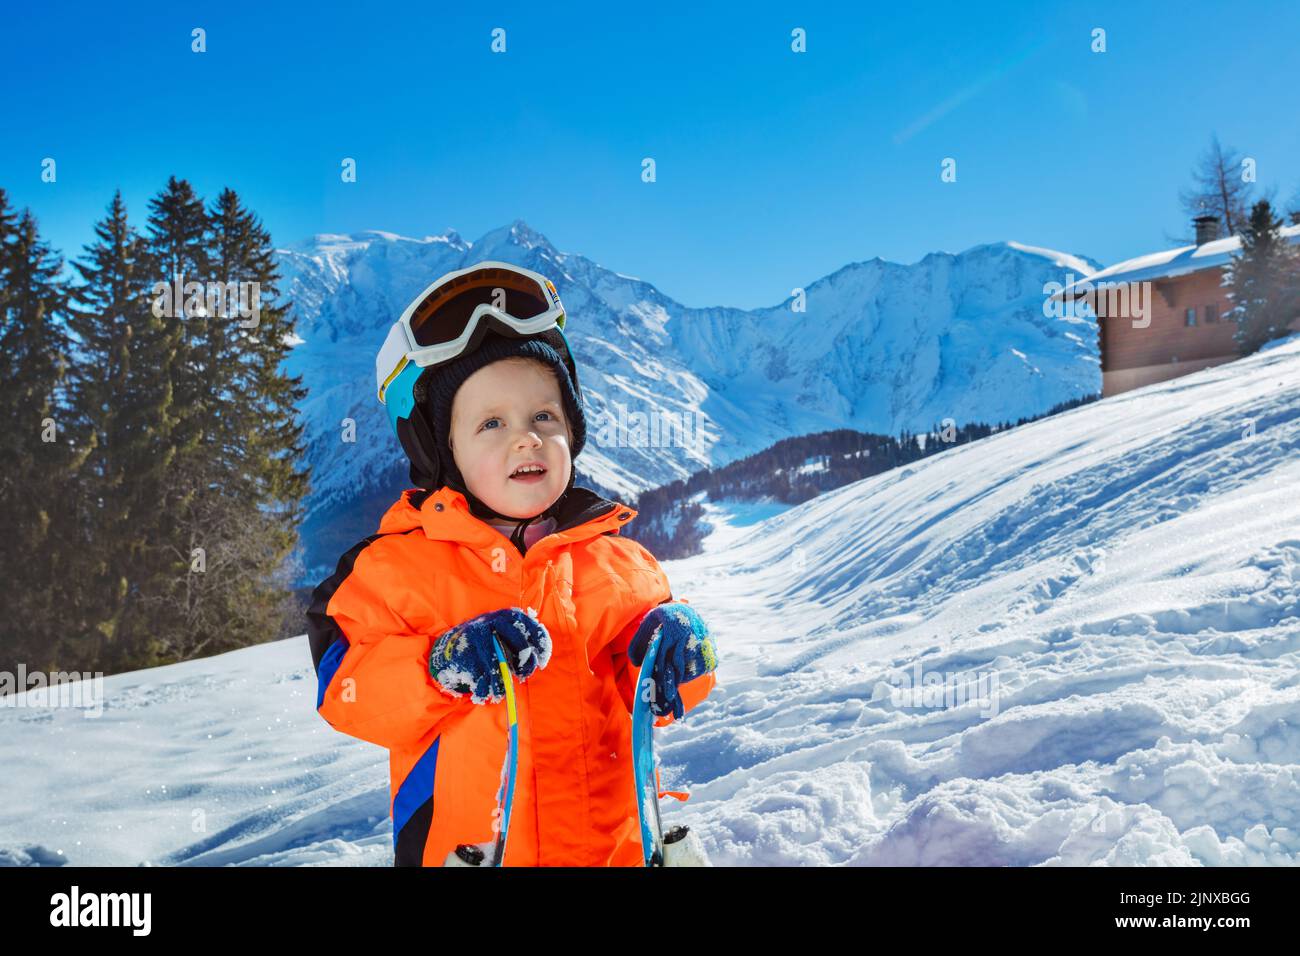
[429,607,552,705]
[627,602,717,720]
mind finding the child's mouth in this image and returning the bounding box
[509,465,548,484]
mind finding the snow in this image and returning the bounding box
[6,334,1297,866]
[1004,240,1099,277]
[696,497,795,552]
[0,640,396,866]
[792,456,829,477]
[658,335,1300,866]
[1059,224,1300,295]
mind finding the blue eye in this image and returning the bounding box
[479,412,557,431]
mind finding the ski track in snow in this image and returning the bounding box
[659,336,1300,866]
[3,337,1299,867]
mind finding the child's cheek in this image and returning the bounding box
[473,452,498,486]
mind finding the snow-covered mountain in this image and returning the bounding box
[5,334,1296,867]
[276,222,1102,580]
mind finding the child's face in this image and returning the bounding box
[448,358,574,519]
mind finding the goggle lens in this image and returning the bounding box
[409,270,552,347]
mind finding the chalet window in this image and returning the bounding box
[1185,308,1197,327]
[1204,303,1218,323]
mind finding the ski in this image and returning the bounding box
[489,636,520,866]
[631,629,667,866]
[449,636,519,867]
[630,627,712,867]
[454,629,707,868]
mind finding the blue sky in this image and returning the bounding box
[4,0,1298,309]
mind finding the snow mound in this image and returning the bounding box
[656,336,1300,866]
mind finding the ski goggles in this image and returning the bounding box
[376,262,567,430]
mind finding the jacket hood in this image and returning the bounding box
[377,484,638,552]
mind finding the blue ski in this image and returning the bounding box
[447,637,520,868]
[631,629,667,866]
[489,636,520,866]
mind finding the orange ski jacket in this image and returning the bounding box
[307,484,717,866]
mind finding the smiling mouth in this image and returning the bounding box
[509,464,548,479]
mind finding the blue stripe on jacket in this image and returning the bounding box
[393,737,441,843]
[315,636,349,710]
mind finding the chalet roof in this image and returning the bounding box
[1055,224,1300,300]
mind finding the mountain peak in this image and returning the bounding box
[468,219,557,257]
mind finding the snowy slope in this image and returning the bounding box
[3,335,1296,867]
[663,334,1300,865]
[277,222,1101,580]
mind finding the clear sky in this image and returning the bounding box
[4,0,1298,310]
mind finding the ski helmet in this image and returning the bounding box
[375,261,586,505]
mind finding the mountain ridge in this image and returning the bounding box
[274,220,1104,580]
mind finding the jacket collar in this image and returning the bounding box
[381,484,638,554]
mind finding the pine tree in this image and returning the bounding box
[66,191,184,670]
[1227,200,1300,356]
[167,187,308,656]
[129,176,226,663]
[144,174,211,504]
[0,197,74,672]
[4,179,310,674]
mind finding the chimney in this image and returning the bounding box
[1193,215,1220,246]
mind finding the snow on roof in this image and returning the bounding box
[1054,224,1300,300]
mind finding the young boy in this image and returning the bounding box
[307,261,718,866]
